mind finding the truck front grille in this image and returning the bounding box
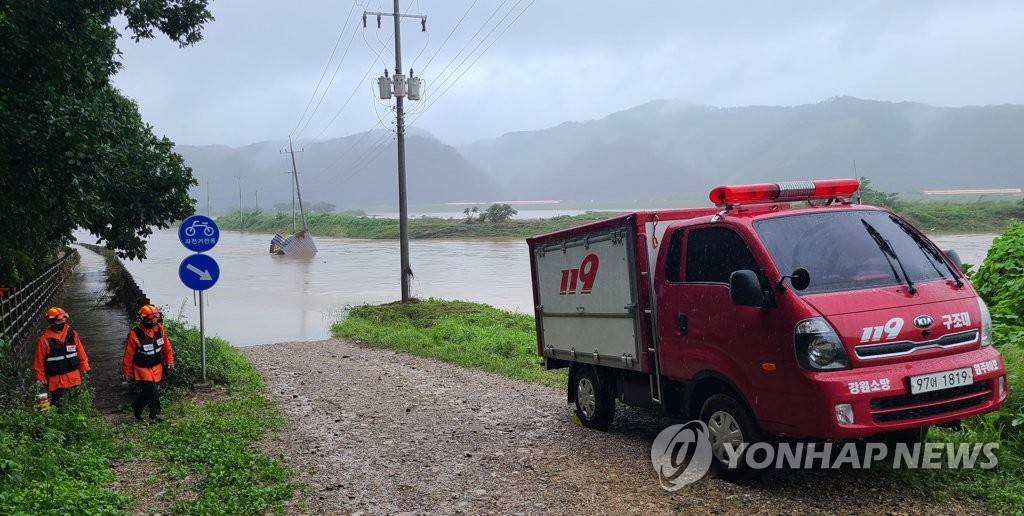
[869,380,992,423]
[855,330,978,359]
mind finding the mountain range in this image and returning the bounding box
[178,97,1024,213]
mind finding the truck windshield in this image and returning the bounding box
[753,210,951,294]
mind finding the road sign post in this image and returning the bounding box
[178,215,220,383]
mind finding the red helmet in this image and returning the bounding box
[45,306,68,322]
[139,304,161,321]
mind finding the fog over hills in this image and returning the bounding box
[180,97,1024,212]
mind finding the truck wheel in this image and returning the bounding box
[699,394,766,482]
[573,367,615,430]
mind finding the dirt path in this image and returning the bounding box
[243,339,986,515]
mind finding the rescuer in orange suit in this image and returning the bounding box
[122,304,174,423]
[33,306,91,407]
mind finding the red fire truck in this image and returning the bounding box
[527,179,1007,478]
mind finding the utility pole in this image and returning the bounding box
[255,190,259,213]
[365,1,426,302]
[206,183,211,216]
[236,175,243,231]
[281,136,308,233]
[286,170,296,233]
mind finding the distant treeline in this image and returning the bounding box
[215,200,1024,239]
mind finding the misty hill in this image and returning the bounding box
[178,131,504,214]
[179,97,1024,212]
[460,97,1024,202]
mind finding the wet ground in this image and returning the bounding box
[55,246,134,414]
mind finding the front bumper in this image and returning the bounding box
[780,346,1007,440]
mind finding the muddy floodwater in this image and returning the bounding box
[103,229,533,346]
[79,229,996,347]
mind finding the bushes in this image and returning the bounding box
[161,319,263,393]
[903,222,1024,511]
[0,390,128,514]
[972,222,1024,432]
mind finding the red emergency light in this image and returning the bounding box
[709,179,860,207]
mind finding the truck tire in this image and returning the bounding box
[573,366,615,430]
[699,394,766,482]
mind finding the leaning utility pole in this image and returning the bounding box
[366,1,425,302]
[281,136,308,233]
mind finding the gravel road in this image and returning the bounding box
[243,339,986,515]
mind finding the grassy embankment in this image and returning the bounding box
[332,223,1024,513]
[215,199,1024,238]
[0,321,296,514]
[216,211,613,239]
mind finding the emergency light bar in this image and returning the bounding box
[709,179,860,207]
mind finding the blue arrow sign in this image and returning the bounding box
[179,215,220,253]
[179,254,220,291]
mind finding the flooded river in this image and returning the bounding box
[81,229,996,347]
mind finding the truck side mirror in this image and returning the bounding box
[777,267,811,291]
[943,249,963,271]
[730,270,765,307]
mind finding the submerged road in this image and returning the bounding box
[55,246,134,414]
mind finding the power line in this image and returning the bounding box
[290,1,360,137]
[410,0,535,123]
[293,15,363,141]
[416,0,477,74]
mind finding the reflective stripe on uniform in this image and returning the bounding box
[46,353,78,361]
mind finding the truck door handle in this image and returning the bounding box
[676,312,688,334]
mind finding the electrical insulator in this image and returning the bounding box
[407,77,422,100]
[377,76,392,100]
[392,73,407,97]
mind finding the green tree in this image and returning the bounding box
[856,176,903,211]
[0,0,213,285]
[478,203,518,223]
[308,201,336,214]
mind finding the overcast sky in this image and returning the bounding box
[111,0,1024,148]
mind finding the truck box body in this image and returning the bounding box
[528,208,719,375]
[527,180,1008,445]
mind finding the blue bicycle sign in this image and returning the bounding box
[178,215,219,252]
[184,220,215,237]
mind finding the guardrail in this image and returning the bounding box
[0,250,79,356]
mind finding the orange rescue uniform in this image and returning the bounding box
[121,323,175,382]
[33,325,90,391]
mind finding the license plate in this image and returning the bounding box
[909,367,973,395]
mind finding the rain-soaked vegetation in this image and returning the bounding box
[216,179,1024,239]
[893,222,1024,512]
[0,321,297,514]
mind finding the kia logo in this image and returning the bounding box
[913,315,934,328]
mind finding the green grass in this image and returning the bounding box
[126,320,297,515]
[216,211,618,239]
[0,391,129,514]
[215,199,1024,240]
[0,320,297,515]
[893,344,1024,514]
[901,200,1024,234]
[331,299,566,389]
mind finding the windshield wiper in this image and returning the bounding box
[888,214,964,288]
[861,219,917,295]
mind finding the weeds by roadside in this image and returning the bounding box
[332,299,566,389]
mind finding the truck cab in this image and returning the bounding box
[528,179,1007,480]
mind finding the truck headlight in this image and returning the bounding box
[978,298,993,347]
[795,317,850,371]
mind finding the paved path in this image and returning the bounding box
[57,246,134,414]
